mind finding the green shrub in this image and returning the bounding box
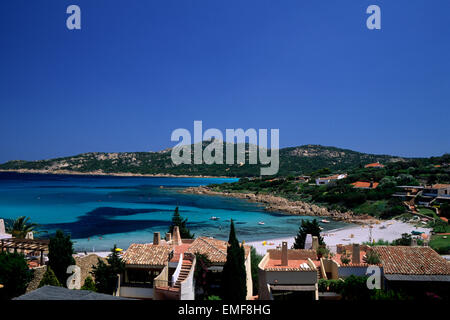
[318,279,328,292]
[81,276,97,292]
[0,252,33,300]
[38,266,61,288]
[364,250,381,265]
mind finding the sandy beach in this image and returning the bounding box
[247,220,432,255]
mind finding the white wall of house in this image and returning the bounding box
[245,252,253,299]
[180,258,196,300]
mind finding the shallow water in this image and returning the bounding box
[0,172,349,251]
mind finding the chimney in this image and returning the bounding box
[281,241,288,266]
[304,234,313,249]
[352,244,360,264]
[0,219,5,234]
[336,244,343,254]
[165,232,172,242]
[411,238,417,246]
[173,226,182,246]
[153,232,160,245]
[312,236,319,251]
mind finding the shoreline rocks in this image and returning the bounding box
[183,186,375,224]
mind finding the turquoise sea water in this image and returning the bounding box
[0,172,349,251]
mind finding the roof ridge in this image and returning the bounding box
[198,237,227,257]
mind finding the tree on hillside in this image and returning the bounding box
[168,206,194,239]
[48,230,75,286]
[6,216,39,239]
[91,245,125,294]
[293,219,324,249]
[0,252,32,300]
[440,203,450,219]
[220,220,247,301]
[38,266,61,288]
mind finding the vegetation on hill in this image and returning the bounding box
[209,154,450,220]
[0,143,405,177]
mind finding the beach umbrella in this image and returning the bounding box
[115,248,123,252]
[421,233,428,239]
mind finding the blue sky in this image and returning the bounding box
[0,0,449,163]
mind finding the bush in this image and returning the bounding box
[340,254,351,265]
[341,275,371,301]
[318,279,328,292]
[363,250,381,265]
[81,276,97,292]
[328,279,344,293]
[0,252,33,300]
[38,266,61,288]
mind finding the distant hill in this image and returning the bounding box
[0,143,408,177]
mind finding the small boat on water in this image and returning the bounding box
[319,227,324,231]
[321,219,330,223]
[258,221,265,225]
[210,216,220,220]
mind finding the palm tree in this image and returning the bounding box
[6,216,39,239]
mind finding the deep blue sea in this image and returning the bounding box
[0,172,349,251]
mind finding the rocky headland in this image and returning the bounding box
[183,186,376,224]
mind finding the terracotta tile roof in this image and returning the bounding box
[186,237,250,264]
[372,246,450,275]
[431,184,450,189]
[351,181,379,189]
[264,258,316,271]
[122,244,172,266]
[364,162,384,168]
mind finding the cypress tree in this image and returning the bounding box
[48,230,75,286]
[168,206,194,239]
[293,219,324,249]
[220,219,247,301]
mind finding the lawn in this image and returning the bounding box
[430,234,450,254]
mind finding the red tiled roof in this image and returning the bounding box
[431,184,450,189]
[372,246,450,275]
[364,162,384,168]
[351,181,379,189]
[122,244,172,266]
[186,237,250,263]
[365,163,384,168]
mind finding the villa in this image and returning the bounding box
[364,162,385,168]
[422,184,450,199]
[258,241,320,300]
[115,226,253,300]
[258,238,450,300]
[315,174,347,186]
[351,181,379,189]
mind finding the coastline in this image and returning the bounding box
[248,220,432,255]
[0,169,236,179]
[183,186,376,224]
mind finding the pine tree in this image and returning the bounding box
[220,219,247,301]
[293,219,324,249]
[48,230,75,286]
[38,266,61,288]
[91,245,125,294]
[168,206,194,239]
[81,276,97,292]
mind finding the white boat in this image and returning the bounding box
[258,221,265,225]
[321,219,330,223]
[210,216,220,220]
